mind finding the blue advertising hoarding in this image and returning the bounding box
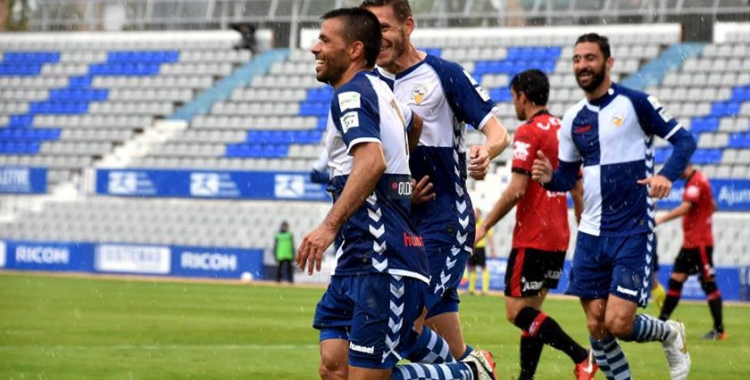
[657,179,750,211]
[0,240,264,280]
[0,166,47,194]
[95,168,330,201]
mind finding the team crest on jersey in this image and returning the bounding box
[612,113,625,127]
[412,84,428,104]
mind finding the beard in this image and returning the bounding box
[378,31,407,68]
[576,64,606,93]
[316,57,348,86]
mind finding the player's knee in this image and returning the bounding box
[318,354,347,380]
[586,318,606,336]
[701,280,718,294]
[604,315,633,338]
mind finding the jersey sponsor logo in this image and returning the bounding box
[411,83,428,105]
[574,125,592,133]
[612,113,625,127]
[546,269,562,280]
[647,95,663,110]
[349,342,375,354]
[338,91,361,112]
[616,285,638,297]
[340,112,360,133]
[403,233,425,247]
[513,141,531,161]
[522,276,543,292]
[647,95,674,122]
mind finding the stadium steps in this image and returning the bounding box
[621,43,705,91]
[168,48,290,122]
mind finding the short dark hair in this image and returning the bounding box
[575,33,611,59]
[321,7,382,67]
[510,69,549,106]
[360,0,412,23]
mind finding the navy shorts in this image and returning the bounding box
[313,273,427,369]
[567,231,654,307]
[423,233,472,319]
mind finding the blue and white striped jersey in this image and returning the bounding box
[559,83,690,237]
[325,70,429,283]
[377,55,497,251]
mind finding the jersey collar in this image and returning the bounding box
[586,83,620,110]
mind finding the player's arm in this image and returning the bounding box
[322,142,385,231]
[485,219,497,258]
[471,116,511,179]
[655,201,691,225]
[571,178,584,225]
[442,64,510,180]
[407,112,424,153]
[476,172,529,243]
[298,142,385,274]
[634,94,697,198]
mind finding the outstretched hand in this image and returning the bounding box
[637,174,672,199]
[297,224,336,275]
[531,150,553,184]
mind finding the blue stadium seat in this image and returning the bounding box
[728,133,750,148]
[689,117,719,133]
[710,102,740,117]
[489,88,512,102]
[3,52,60,63]
[307,88,333,102]
[8,115,34,128]
[691,148,722,164]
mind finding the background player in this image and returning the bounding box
[656,164,726,340]
[362,0,510,364]
[467,208,495,296]
[298,8,494,380]
[532,33,696,380]
[475,69,594,380]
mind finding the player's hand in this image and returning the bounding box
[637,174,672,199]
[411,176,436,204]
[297,224,336,275]
[474,225,487,245]
[531,150,553,184]
[468,145,490,180]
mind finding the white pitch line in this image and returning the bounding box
[0,344,319,351]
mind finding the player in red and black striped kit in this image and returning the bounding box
[656,164,726,340]
[476,69,595,380]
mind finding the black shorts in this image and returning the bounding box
[505,248,565,298]
[673,246,715,280]
[468,247,486,267]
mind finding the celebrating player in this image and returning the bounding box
[532,33,696,380]
[298,7,494,380]
[362,0,510,369]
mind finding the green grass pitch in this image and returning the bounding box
[1,273,748,379]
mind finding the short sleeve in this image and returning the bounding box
[434,58,496,130]
[511,125,538,175]
[331,88,381,155]
[559,111,582,163]
[630,91,683,141]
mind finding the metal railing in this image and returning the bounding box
[15,0,750,46]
